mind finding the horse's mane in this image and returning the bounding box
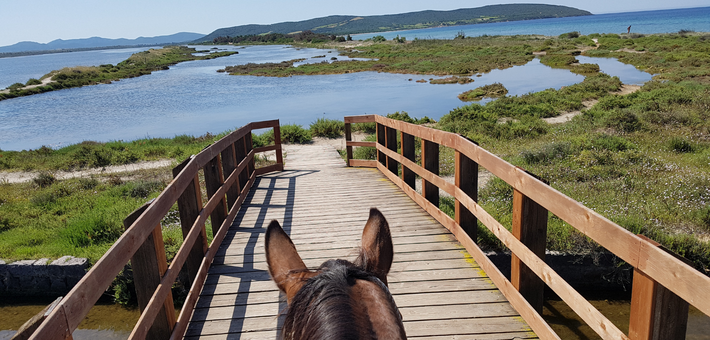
[282,258,400,340]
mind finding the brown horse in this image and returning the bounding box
[265,208,407,340]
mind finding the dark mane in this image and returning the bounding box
[282,258,400,340]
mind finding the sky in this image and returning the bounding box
[1,0,708,47]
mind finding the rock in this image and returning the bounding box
[0,256,88,297]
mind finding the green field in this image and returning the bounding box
[1,31,709,279]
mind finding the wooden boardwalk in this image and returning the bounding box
[185,144,537,339]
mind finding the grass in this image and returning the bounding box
[0,132,229,172]
[221,35,553,77]
[458,83,508,101]
[0,169,170,262]
[434,75,710,271]
[2,32,710,284]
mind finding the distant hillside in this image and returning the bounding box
[198,4,591,42]
[0,32,205,53]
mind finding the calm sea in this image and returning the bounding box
[3,6,704,151]
[354,6,710,40]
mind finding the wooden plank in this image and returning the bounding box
[386,126,399,175]
[629,235,690,340]
[403,318,533,337]
[344,122,353,163]
[203,154,228,236]
[422,139,439,207]
[401,131,416,189]
[377,122,386,166]
[348,159,377,167]
[511,189,548,314]
[376,162,559,340]
[220,144,240,208]
[169,170,258,340]
[183,144,538,340]
[172,159,207,286]
[346,141,376,147]
[30,121,278,340]
[455,150,478,241]
[123,203,175,340]
[344,114,376,124]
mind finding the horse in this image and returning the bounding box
[265,208,407,340]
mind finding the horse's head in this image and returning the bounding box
[265,208,407,340]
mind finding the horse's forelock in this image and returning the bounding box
[282,259,402,340]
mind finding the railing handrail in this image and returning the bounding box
[29,120,283,340]
[344,114,710,340]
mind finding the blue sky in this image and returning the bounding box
[1,0,708,47]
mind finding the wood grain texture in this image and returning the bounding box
[184,144,538,339]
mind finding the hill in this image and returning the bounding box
[0,32,205,54]
[198,4,591,42]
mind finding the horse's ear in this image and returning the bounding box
[265,220,310,302]
[360,208,394,285]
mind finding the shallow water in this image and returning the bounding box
[544,299,710,340]
[0,299,139,340]
[0,45,651,151]
[1,298,707,339]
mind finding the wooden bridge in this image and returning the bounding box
[26,117,710,339]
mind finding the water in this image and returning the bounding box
[0,44,651,151]
[0,47,154,89]
[354,6,710,40]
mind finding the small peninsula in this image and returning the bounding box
[0,46,237,101]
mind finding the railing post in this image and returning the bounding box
[203,154,228,236]
[221,144,240,208]
[273,123,284,169]
[124,202,176,339]
[455,150,478,242]
[245,132,255,176]
[629,235,690,340]
[511,187,548,314]
[345,122,353,166]
[422,139,439,207]
[400,131,415,189]
[235,137,249,189]
[172,157,208,286]
[377,123,386,166]
[385,126,398,175]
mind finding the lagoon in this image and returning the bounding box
[0,44,652,151]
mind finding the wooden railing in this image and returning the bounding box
[344,114,710,340]
[28,120,283,340]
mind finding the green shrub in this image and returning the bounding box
[7,83,24,91]
[668,137,695,153]
[25,78,42,86]
[352,122,376,134]
[280,124,312,144]
[559,31,580,39]
[603,110,642,133]
[371,35,386,43]
[458,83,508,101]
[521,142,574,164]
[252,131,273,147]
[571,63,600,74]
[310,118,344,138]
[386,111,435,124]
[540,54,577,67]
[33,171,56,188]
[353,134,377,160]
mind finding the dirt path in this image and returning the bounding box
[1,76,55,94]
[542,84,641,124]
[0,159,173,184]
